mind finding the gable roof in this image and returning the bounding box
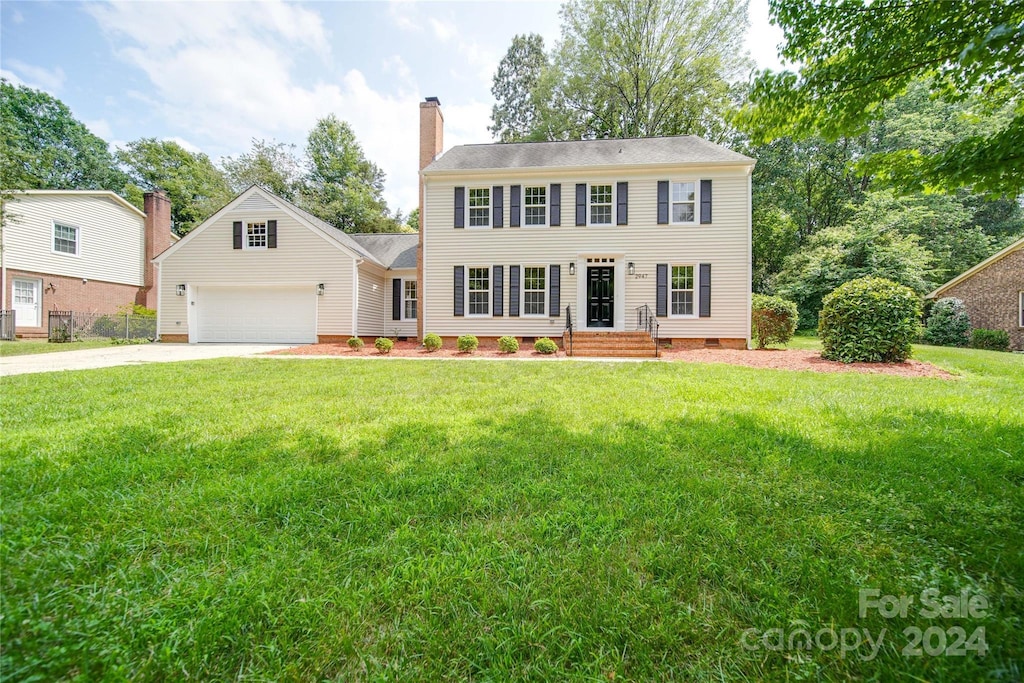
[349,233,418,269]
[423,135,754,174]
[10,189,147,219]
[927,235,1024,298]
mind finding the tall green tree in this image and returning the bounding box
[117,138,232,235]
[739,0,1024,196]
[489,34,550,142]
[221,139,303,200]
[0,79,125,192]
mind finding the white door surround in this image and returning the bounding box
[574,254,625,331]
[12,278,42,328]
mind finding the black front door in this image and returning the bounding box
[587,266,614,327]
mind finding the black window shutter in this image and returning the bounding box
[233,221,243,249]
[493,265,504,316]
[549,264,561,316]
[454,266,465,316]
[656,264,668,316]
[267,219,277,248]
[699,263,712,317]
[617,181,628,225]
[700,180,712,224]
[657,181,669,224]
[550,184,561,226]
[392,279,402,320]
[454,187,465,229]
[575,184,586,226]
[493,186,503,228]
[509,265,520,317]
[510,185,521,228]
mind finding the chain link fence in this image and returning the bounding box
[48,311,156,342]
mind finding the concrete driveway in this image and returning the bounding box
[1,343,296,376]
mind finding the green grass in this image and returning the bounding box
[2,348,1022,680]
[0,338,126,357]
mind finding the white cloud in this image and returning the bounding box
[428,17,456,43]
[11,9,23,23]
[84,118,114,140]
[167,136,202,154]
[1,60,66,92]
[387,1,422,33]
[746,0,787,72]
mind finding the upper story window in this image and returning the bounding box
[671,265,695,316]
[523,266,547,316]
[590,184,613,225]
[671,182,697,224]
[53,222,79,255]
[468,188,490,227]
[525,186,547,226]
[246,221,268,249]
[467,267,490,315]
[404,280,418,320]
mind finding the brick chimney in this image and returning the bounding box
[418,97,443,339]
[140,190,172,309]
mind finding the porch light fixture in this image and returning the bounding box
[176,284,186,296]
[628,262,636,275]
[569,262,576,276]
[316,283,325,296]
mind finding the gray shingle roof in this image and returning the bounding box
[424,136,753,173]
[270,193,384,265]
[349,233,419,269]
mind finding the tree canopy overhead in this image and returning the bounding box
[739,0,1024,196]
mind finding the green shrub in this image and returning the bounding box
[534,337,558,354]
[970,328,1010,352]
[498,336,519,354]
[374,337,394,354]
[422,333,443,352]
[347,337,364,350]
[751,294,799,349]
[923,297,971,347]
[457,335,479,353]
[818,276,921,363]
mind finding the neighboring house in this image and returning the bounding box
[1,190,173,337]
[927,236,1024,351]
[416,98,755,349]
[154,185,418,343]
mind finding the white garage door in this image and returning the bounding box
[196,286,316,343]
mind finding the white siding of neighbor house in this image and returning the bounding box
[421,166,752,339]
[4,193,145,285]
[356,264,386,338]
[157,198,355,338]
[387,269,418,337]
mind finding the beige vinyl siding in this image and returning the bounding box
[5,193,145,285]
[357,264,386,337]
[388,269,418,337]
[157,204,355,338]
[422,167,751,339]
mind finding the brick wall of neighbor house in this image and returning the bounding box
[141,191,174,309]
[5,269,142,338]
[940,248,1024,351]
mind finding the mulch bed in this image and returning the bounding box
[270,340,954,379]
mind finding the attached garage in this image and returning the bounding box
[194,285,316,343]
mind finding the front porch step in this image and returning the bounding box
[565,331,659,358]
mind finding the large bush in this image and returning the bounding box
[922,297,971,347]
[751,294,799,348]
[819,277,921,363]
[971,328,1010,352]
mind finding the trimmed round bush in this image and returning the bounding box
[347,336,364,350]
[751,294,799,349]
[498,335,520,354]
[534,337,558,354]
[818,277,921,363]
[971,328,1010,351]
[923,297,971,347]
[457,335,479,353]
[374,337,394,354]
[422,332,443,352]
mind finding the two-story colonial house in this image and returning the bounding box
[417,98,755,352]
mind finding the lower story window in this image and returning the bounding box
[468,267,490,315]
[523,266,546,316]
[404,280,418,320]
[671,265,694,316]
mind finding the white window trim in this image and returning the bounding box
[669,180,700,226]
[402,279,418,321]
[1019,290,1023,328]
[521,265,548,318]
[465,265,492,318]
[467,187,492,229]
[51,220,81,257]
[523,186,548,228]
[668,264,699,318]
[587,183,614,227]
[243,220,269,250]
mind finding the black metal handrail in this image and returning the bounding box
[564,304,574,357]
[635,304,660,357]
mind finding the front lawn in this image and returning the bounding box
[0,338,132,357]
[2,347,1021,680]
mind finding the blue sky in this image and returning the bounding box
[1,0,784,214]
